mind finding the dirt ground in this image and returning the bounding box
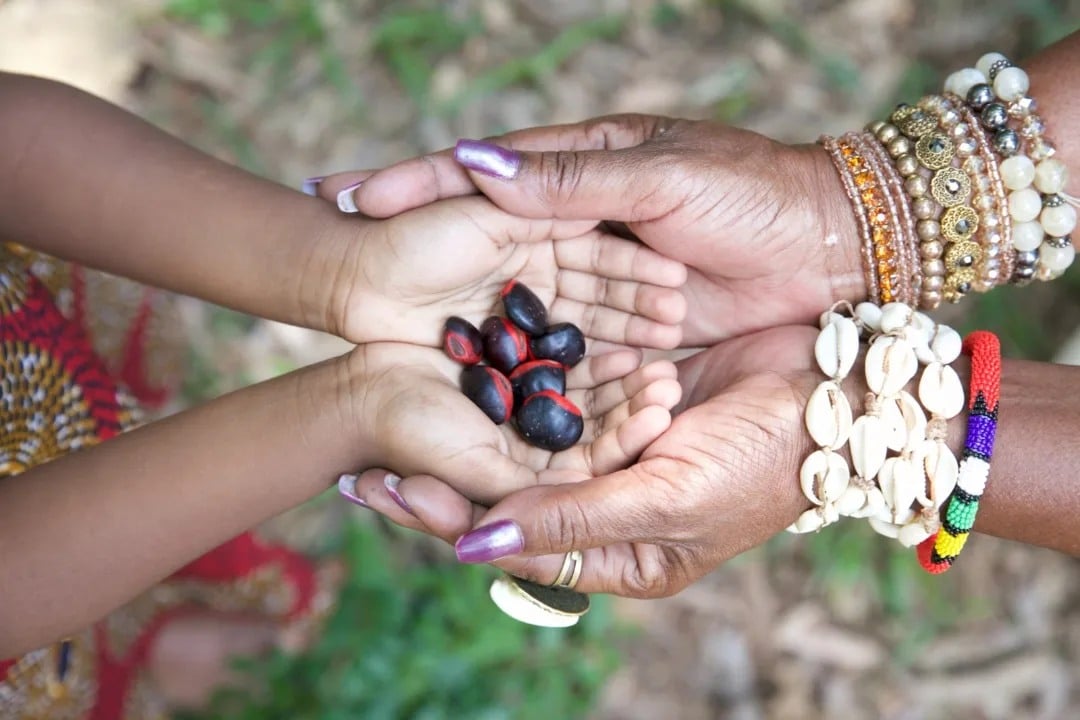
[4,1,1080,718]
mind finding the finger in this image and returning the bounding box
[565,349,642,392]
[310,171,378,214]
[556,271,688,326]
[549,300,683,349]
[578,377,682,443]
[339,470,429,534]
[553,233,687,288]
[576,404,673,476]
[453,135,682,223]
[571,359,678,417]
[489,544,666,596]
[452,465,674,562]
[354,114,672,217]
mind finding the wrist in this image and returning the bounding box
[288,349,377,482]
[800,142,869,305]
[293,206,371,339]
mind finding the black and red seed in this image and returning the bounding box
[509,360,566,406]
[501,280,548,336]
[514,390,584,452]
[481,316,530,374]
[460,365,514,425]
[443,316,483,365]
[445,281,586,451]
[529,322,586,368]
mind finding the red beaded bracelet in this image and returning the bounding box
[917,330,1001,573]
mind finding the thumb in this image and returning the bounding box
[453,138,678,223]
[453,464,672,563]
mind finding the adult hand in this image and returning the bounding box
[336,342,681,507]
[312,116,865,346]
[348,326,823,597]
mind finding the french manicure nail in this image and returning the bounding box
[455,519,525,563]
[336,181,363,213]
[301,176,325,196]
[383,473,413,515]
[337,474,369,508]
[454,139,521,180]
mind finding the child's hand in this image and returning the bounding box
[313,196,687,349]
[339,341,682,507]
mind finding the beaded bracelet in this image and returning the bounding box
[832,51,1075,310]
[951,53,1077,283]
[917,330,1002,573]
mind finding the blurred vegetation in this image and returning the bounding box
[180,519,621,720]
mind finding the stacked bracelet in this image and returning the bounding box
[827,50,1075,310]
[917,330,1002,573]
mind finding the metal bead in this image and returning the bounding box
[1012,264,1036,282]
[923,275,944,291]
[993,128,1020,157]
[1043,193,1065,208]
[877,124,900,144]
[921,289,943,307]
[868,120,886,134]
[905,175,929,198]
[988,58,1012,81]
[939,109,961,129]
[913,197,937,219]
[917,221,941,242]
[966,83,995,110]
[922,259,946,276]
[895,154,920,176]
[888,136,912,158]
[920,239,943,259]
[1015,249,1039,266]
[951,122,971,141]
[981,103,1009,130]
[1047,235,1072,249]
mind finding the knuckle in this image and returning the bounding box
[539,150,587,207]
[538,492,593,552]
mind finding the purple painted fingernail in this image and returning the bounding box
[454,139,521,180]
[336,181,363,213]
[301,176,325,196]
[455,519,524,563]
[383,473,413,515]
[337,474,368,508]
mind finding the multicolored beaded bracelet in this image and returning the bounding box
[917,330,1002,574]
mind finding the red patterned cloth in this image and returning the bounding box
[0,246,334,719]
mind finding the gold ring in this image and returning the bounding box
[551,550,583,590]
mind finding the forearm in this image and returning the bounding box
[0,354,367,657]
[0,72,340,331]
[972,358,1080,554]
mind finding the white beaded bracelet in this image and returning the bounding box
[947,52,1077,281]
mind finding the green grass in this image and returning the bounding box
[179,518,621,720]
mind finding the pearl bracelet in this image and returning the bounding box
[948,53,1076,282]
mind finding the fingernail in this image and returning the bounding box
[337,474,368,508]
[336,181,363,213]
[301,176,324,196]
[454,139,521,180]
[383,473,413,515]
[455,519,524,563]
